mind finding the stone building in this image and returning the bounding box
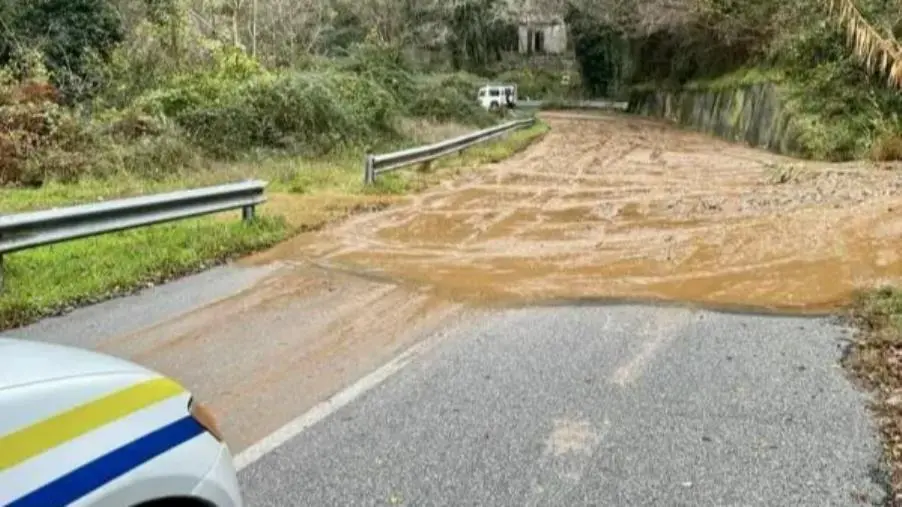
[518,16,568,55]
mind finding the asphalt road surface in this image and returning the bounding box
[3,111,893,505]
[7,280,886,506]
[240,304,885,506]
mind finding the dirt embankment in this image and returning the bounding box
[249,111,902,313]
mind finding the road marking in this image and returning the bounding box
[610,308,689,386]
[233,335,440,471]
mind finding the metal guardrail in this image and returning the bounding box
[364,118,536,184]
[0,180,266,287]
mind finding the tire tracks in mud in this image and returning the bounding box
[249,111,902,313]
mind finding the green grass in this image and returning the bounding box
[846,286,902,498]
[0,119,549,330]
[683,67,784,91]
[629,67,784,93]
[275,119,550,196]
[470,121,550,160]
[0,216,289,330]
[0,120,548,209]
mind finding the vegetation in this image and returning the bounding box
[560,0,902,161]
[0,112,548,330]
[0,216,289,330]
[847,288,902,498]
[0,0,559,329]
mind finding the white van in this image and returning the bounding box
[477,84,517,110]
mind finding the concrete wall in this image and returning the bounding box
[627,83,799,155]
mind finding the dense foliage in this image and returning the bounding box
[4,0,902,182]
[1,0,124,101]
[563,0,902,160]
[0,0,516,187]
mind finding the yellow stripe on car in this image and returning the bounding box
[0,377,184,471]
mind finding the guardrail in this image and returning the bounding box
[0,180,266,287]
[364,117,535,184]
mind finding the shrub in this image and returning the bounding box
[0,72,204,185]
[337,43,418,104]
[495,68,576,99]
[870,134,902,162]
[0,78,97,185]
[171,69,400,157]
[781,57,902,161]
[129,47,497,159]
[2,45,510,187]
[132,45,266,118]
[410,73,495,126]
[425,72,486,99]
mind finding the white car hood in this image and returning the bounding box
[0,337,152,390]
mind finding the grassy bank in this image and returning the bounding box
[0,120,548,331]
[846,287,902,499]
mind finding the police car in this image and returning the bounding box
[0,337,243,507]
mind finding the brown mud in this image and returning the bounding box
[248,112,902,314]
[96,264,465,451]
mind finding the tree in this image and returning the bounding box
[566,5,624,96]
[2,0,123,98]
[446,0,518,71]
[824,0,902,88]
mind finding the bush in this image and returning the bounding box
[1,0,124,101]
[870,134,902,162]
[0,78,97,185]
[170,69,400,157]
[335,44,494,126]
[93,131,203,180]
[410,73,495,126]
[337,43,418,105]
[2,44,504,186]
[495,68,577,99]
[425,72,486,99]
[776,24,902,161]
[132,46,265,119]
[0,71,204,185]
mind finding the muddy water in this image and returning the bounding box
[249,113,902,313]
[96,265,465,450]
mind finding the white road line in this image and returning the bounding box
[233,335,439,471]
[610,308,689,386]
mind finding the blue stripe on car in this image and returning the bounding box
[7,416,205,507]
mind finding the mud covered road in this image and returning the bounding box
[6,111,900,505]
[253,111,902,312]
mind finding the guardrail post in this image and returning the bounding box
[0,253,4,292]
[242,204,255,221]
[364,155,375,185]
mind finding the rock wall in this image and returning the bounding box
[628,83,798,154]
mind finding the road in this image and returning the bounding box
[5,111,899,505]
[240,305,882,506]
